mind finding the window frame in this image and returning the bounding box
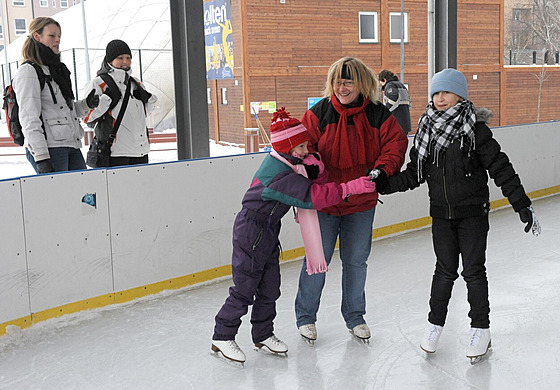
[389,12,409,43]
[358,11,379,43]
[39,0,48,6]
[60,0,68,7]
[14,18,27,36]
[12,0,25,6]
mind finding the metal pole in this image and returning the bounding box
[400,0,404,82]
[428,0,435,99]
[0,0,11,85]
[81,0,91,82]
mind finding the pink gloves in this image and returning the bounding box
[303,153,325,175]
[340,176,377,199]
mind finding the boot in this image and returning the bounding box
[420,322,443,353]
[298,324,317,341]
[255,335,288,354]
[466,328,491,358]
[351,323,371,340]
[211,339,246,363]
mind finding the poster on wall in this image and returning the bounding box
[204,0,234,80]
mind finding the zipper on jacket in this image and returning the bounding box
[442,162,452,218]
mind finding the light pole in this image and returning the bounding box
[81,0,91,82]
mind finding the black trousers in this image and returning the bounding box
[109,155,149,167]
[428,214,490,329]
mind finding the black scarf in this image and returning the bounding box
[414,100,476,181]
[37,42,74,109]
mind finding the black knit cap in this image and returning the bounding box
[105,39,131,63]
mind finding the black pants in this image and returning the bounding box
[428,214,490,329]
[109,155,149,167]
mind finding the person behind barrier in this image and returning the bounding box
[83,39,157,167]
[211,107,377,364]
[377,68,540,361]
[294,57,408,344]
[378,69,412,135]
[13,17,98,174]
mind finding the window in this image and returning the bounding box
[390,12,408,43]
[359,12,378,43]
[513,9,521,21]
[0,25,3,39]
[60,0,68,7]
[40,0,48,6]
[12,0,25,6]
[52,0,56,7]
[14,19,27,36]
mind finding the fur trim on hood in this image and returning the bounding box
[475,107,493,124]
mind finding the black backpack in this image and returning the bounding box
[2,61,56,146]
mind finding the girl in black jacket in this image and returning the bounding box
[377,68,540,362]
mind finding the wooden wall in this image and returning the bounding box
[206,0,559,146]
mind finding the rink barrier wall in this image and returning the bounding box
[1,121,559,335]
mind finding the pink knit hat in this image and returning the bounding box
[269,107,309,154]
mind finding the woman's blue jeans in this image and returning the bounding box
[26,147,86,174]
[295,207,376,329]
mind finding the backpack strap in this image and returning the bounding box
[23,60,57,104]
[99,73,122,111]
[106,76,132,147]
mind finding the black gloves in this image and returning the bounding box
[368,167,387,184]
[518,206,541,235]
[518,207,532,233]
[304,164,320,180]
[36,159,55,174]
[133,88,152,104]
[86,89,100,109]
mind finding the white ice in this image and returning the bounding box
[0,191,558,389]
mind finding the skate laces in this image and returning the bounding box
[226,340,243,352]
[428,325,442,341]
[469,329,483,346]
[268,335,283,345]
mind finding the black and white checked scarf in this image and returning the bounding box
[414,100,477,181]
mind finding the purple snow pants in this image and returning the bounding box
[213,208,282,344]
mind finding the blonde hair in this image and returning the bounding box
[323,57,379,103]
[21,17,61,65]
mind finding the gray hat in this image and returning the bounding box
[430,68,468,100]
[105,39,131,63]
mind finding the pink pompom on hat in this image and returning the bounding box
[269,107,309,154]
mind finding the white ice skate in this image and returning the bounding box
[298,324,317,346]
[350,324,371,344]
[420,323,443,353]
[254,335,288,356]
[466,328,491,364]
[211,339,246,366]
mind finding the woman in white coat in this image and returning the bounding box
[83,39,157,167]
[13,17,98,174]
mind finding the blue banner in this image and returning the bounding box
[204,0,234,80]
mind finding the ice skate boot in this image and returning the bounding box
[298,324,317,346]
[420,323,443,353]
[254,335,288,356]
[350,324,371,344]
[211,340,246,366]
[466,328,491,364]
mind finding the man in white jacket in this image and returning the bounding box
[83,39,157,167]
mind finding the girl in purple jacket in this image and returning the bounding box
[211,108,376,364]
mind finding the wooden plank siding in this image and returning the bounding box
[206,0,559,146]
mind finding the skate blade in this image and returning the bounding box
[467,343,492,364]
[420,345,436,354]
[254,344,288,357]
[210,350,245,367]
[300,335,316,346]
[349,331,370,344]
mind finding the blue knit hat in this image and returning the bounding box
[430,68,468,100]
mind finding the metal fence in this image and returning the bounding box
[505,48,560,66]
[1,48,175,129]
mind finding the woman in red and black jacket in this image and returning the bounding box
[295,56,408,344]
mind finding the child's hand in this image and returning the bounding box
[518,207,541,236]
[340,177,376,199]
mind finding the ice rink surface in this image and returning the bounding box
[0,195,559,390]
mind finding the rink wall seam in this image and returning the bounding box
[1,121,559,336]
